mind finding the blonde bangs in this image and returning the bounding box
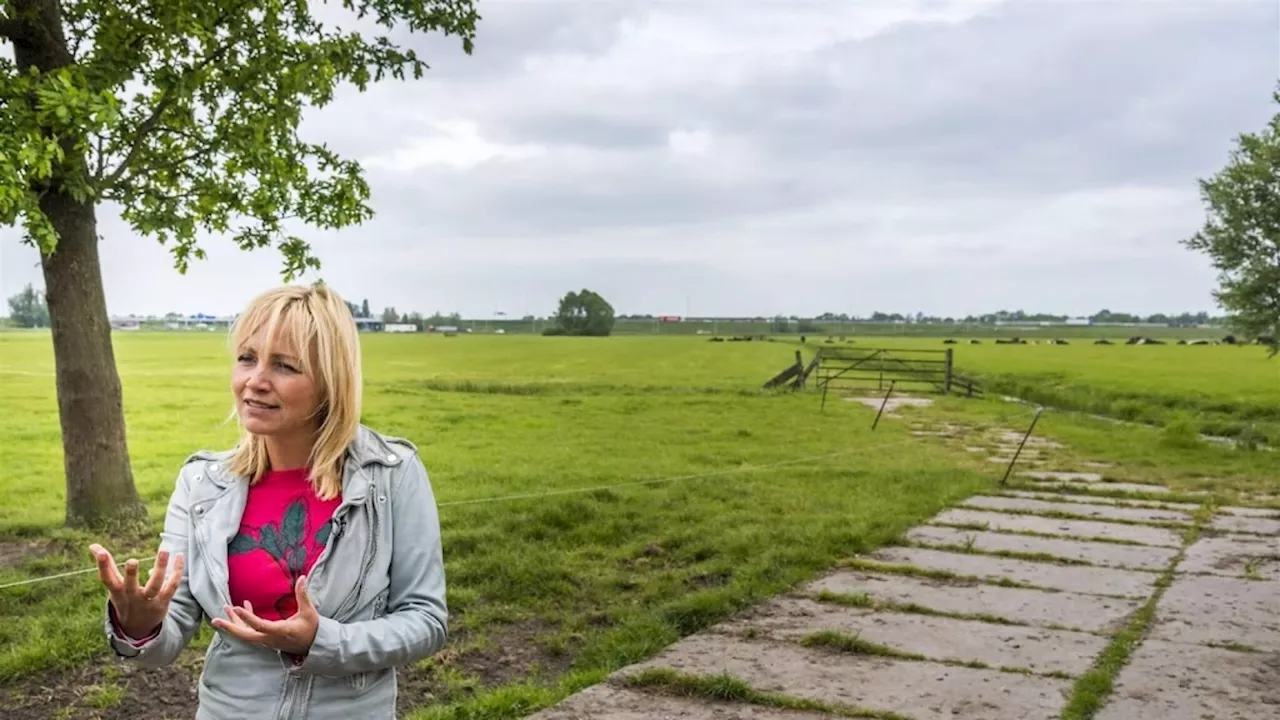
[226,283,363,500]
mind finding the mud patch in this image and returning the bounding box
[802,570,1140,633]
[619,633,1071,720]
[0,652,201,720]
[0,539,60,571]
[905,526,1177,571]
[1096,640,1280,720]
[421,618,576,702]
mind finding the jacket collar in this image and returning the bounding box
[202,425,405,505]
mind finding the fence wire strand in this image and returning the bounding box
[0,437,920,592]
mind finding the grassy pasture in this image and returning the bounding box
[0,331,992,719]
[0,330,1275,719]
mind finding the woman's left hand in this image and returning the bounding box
[212,575,320,658]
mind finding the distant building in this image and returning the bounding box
[385,323,417,333]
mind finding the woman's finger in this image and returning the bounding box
[89,544,124,592]
[228,603,282,635]
[140,550,170,599]
[158,553,185,600]
[121,558,142,593]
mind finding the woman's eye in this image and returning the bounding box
[276,362,297,373]
[237,354,254,364]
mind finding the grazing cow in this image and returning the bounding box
[943,339,958,344]
[1095,339,1113,345]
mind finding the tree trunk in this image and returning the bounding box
[40,191,147,530]
[10,0,146,529]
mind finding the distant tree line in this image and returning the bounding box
[813,310,1224,326]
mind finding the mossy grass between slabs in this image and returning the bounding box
[929,521,1155,548]
[838,557,1049,592]
[954,505,1193,531]
[897,539,1103,569]
[810,589,1048,630]
[1000,482,1210,507]
[620,667,916,720]
[1057,503,1210,719]
[799,629,1073,680]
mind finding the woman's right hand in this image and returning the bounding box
[89,544,185,640]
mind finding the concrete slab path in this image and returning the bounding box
[528,414,1280,720]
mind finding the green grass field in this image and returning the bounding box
[0,330,1275,719]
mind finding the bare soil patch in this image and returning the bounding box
[2,619,575,720]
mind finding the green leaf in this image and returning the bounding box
[282,500,306,548]
[228,531,258,555]
[259,524,283,560]
[314,519,333,546]
[0,0,480,279]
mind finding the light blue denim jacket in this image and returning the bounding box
[104,425,448,720]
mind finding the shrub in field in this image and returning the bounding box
[1160,412,1203,449]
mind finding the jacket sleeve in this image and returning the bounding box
[104,462,206,667]
[289,453,448,676]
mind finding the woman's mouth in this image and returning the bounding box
[244,399,279,411]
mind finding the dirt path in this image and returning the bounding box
[530,402,1280,720]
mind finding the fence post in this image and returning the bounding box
[944,348,954,395]
[1000,407,1043,485]
[871,381,896,430]
[794,350,804,389]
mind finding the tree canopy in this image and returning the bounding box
[550,289,615,337]
[1183,84,1280,354]
[1,0,479,529]
[1,0,478,278]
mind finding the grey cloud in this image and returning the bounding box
[358,0,1277,247]
[397,0,643,81]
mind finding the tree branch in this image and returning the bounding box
[97,6,249,189]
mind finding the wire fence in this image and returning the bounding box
[0,437,921,592]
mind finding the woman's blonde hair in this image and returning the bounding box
[225,281,362,500]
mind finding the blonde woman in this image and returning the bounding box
[88,283,447,719]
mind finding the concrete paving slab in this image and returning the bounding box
[1211,514,1280,536]
[802,570,1140,633]
[1019,471,1103,483]
[1017,479,1174,495]
[989,431,1065,449]
[847,396,933,412]
[1149,573,1280,651]
[713,596,1106,677]
[905,525,1176,570]
[961,495,1193,525]
[1179,534,1280,580]
[623,633,1072,720]
[1096,640,1280,720]
[865,546,1159,598]
[1219,505,1280,519]
[930,508,1184,548]
[1001,490,1200,512]
[527,683,837,720]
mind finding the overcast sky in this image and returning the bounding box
[2,0,1278,319]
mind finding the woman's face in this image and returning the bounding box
[232,326,320,440]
